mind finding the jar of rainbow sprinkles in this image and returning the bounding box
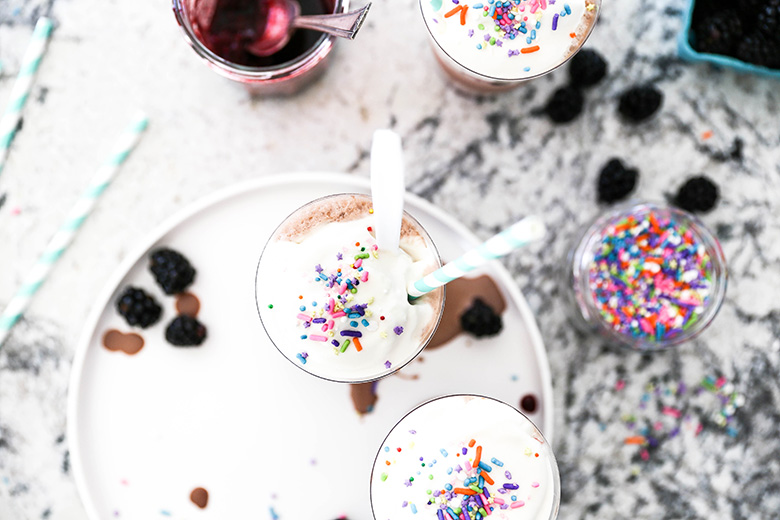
[566,202,727,351]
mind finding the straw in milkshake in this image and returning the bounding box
[408,216,546,298]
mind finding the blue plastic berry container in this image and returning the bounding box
[678,0,780,80]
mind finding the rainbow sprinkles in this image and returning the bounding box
[586,207,717,346]
[384,439,545,519]
[288,231,384,358]
[423,0,599,80]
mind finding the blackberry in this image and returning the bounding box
[618,85,663,123]
[597,158,639,204]
[693,10,742,55]
[569,49,608,88]
[149,248,196,295]
[544,85,584,124]
[674,175,720,213]
[736,32,780,68]
[692,0,732,11]
[165,315,207,346]
[460,299,503,338]
[756,0,780,40]
[115,287,162,328]
[734,0,765,27]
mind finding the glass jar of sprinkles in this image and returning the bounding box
[565,202,727,351]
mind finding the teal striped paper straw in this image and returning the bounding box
[408,216,546,298]
[0,17,54,177]
[0,113,149,347]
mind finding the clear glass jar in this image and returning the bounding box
[565,202,727,351]
[172,0,347,95]
[418,0,602,94]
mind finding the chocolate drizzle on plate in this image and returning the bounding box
[102,330,144,355]
[350,382,378,415]
[175,292,201,317]
[190,487,209,508]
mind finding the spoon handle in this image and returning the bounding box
[292,2,371,40]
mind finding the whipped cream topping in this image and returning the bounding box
[257,214,440,382]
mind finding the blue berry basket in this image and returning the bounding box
[678,0,780,80]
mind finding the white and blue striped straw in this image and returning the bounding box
[0,113,149,348]
[408,215,546,298]
[0,17,54,177]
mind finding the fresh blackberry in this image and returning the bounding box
[597,158,639,204]
[692,0,732,12]
[674,175,720,213]
[165,315,207,346]
[693,10,742,55]
[545,85,584,124]
[569,49,608,88]
[756,0,780,40]
[115,287,162,328]
[736,32,780,68]
[618,85,663,123]
[149,248,196,295]
[460,299,502,338]
[734,0,765,27]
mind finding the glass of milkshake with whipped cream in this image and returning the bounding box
[420,0,601,92]
[255,193,445,383]
[371,394,561,520]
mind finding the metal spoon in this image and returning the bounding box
[247,0,371,57]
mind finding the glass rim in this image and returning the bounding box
[254,193,446,384]
[171,0,347,79]
[369,393,561,520]
[417,0,602,83]
[571,200,728,351]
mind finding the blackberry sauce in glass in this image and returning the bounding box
[189,0,334,66]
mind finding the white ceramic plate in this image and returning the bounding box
[67,173,553,520]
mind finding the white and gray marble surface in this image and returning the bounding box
[1,0,779,518]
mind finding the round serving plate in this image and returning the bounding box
[67,173,553,519]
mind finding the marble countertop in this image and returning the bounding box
[1,0,779,518]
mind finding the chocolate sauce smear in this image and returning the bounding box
[190,487,209,508]
[350,382,378,415]
[176,292,201,317]
[348,275,506,414]
[102,330,144,355]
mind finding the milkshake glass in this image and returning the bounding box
[420,0,601,93]
[255,194,445,383]
[371,394,560,520]
[172,0,347,95]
